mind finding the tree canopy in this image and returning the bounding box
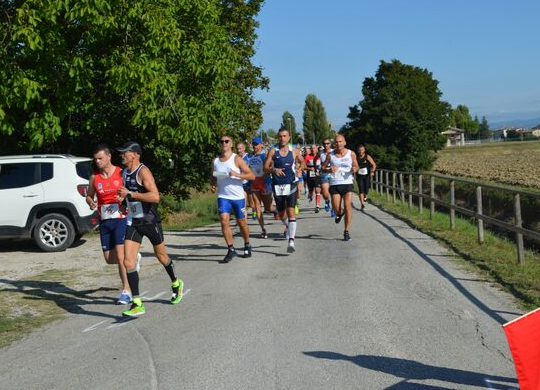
[302,94,331,144]
[281,111,300,143]
[0,0,267,197]
[341,59,450,171]
[449,105,479,137]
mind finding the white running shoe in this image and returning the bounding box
[136,252,141,273]
[287,239,295,253]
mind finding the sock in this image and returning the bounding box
[126,269,140,297]
[325,199,329,205]
[288,219,297,240]
[316,194,321,206]
[244,241,250,248]
[228,244,235,251]
[282,217,288,227]
[163,259,176,282]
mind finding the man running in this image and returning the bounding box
[322,134,359,242]
[86,144,135,305]
[319,138,334,216]
[264,128,304,253]
[116,142,183,317]
[212,136,255,263]
[237,142,252,219]
[248,137,269,238]
[305,144,322,213]
[356,144,377,210]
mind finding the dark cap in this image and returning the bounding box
[116,141,142,155]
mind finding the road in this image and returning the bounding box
[0,202,520,390]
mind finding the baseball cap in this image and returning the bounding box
[252,137,263,145]
[116,141,142,155]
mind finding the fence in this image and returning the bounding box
[372,169,540,265]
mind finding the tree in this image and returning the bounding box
[302,94,331,144]
[281,111,300,143]
[449,105,479,137]
[478,116,491,139]
[0,0,267,198]
[341,59,450,171]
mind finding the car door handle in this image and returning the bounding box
[23,194,38,198]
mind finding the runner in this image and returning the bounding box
[248,137,270,238]
[264,128,304,253]
[356,144,377,210]
[236,142,253,219]
[322,134,359,242]
[305,144,322,213]
[116,142,184,317]
[85,144,135,305]
[319,138,334,216]
[294,157,303,215]
[212,136,255,263]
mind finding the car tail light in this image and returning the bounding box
[77,184,88,197]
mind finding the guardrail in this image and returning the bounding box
[372,169,540,265]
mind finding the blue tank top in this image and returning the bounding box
[272,145,296,185]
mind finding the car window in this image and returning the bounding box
[76,161,92,180]
[0,163,39,189]
[40,163,53,182]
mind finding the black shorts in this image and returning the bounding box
[356,174,370,195]
[125,223,164,246]
[329,184,354,196]
[307,175,321,191]
[273,182,298,212]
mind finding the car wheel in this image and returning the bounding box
[33,213,75,252]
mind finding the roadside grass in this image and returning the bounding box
[369,191,540,311]
[161,191,220,230]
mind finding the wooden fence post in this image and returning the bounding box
[392,172,397,203]
[476,186,484,244]
[418,174,423,214]
[385,171,389,200]
[430,176,435,219]
[450,180,455,229]
[514,194,525,265]
[408,174,413,209]
[399,173,405,203]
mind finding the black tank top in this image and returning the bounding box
[357,155,370,169]
[123,164,160,225]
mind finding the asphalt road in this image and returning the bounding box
[0,202,520,390]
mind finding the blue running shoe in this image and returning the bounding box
[324,200,330,212]
[331,209,336,218]
[117,290,132,305]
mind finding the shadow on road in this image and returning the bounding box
[303,351,518,389]
[363,210,512,325]
[0,278,119,319]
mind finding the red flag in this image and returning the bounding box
[503,307,540,390]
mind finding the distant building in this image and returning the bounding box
[441,126,465,147]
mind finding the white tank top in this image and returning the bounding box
[213,153,245,200]
[329,149,354,186]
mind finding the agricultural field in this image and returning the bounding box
[433,141,540,189]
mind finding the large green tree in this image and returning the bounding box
[302,94,330,144]
[281,111,300,143]
[0,0,267,197]
[449,105,479,137]
[341,59,450,171]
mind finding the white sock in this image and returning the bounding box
[288,219,297,240]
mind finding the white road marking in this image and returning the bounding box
[82,320,107,333]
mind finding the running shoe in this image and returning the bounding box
[361,203,365,211]
[308,197,313,203]
[171,278,184,304]
[136,252,141,273]
[315,206,320,214]
[364,196,369,202]
[117,290,132,305]
[324,200,330,212]
[252,210,257,220]
[283,227,289,239]
[331,209,336,218]
[260,229,268,239]
[294,205,299,215]
[335,213,343,224]
[220,248,237,263]
[287,239,296,253]
[344,231,351,242]
[244,244,252,258]
[122,298,145,317]
[273,209,279,220]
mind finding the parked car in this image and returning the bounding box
[0,154,98,252]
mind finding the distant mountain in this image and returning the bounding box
[490,116,540,130]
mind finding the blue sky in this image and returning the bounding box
[253,0,540,131]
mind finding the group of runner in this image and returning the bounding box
[85,129,376,318]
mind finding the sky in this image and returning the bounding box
[253,0,540,131]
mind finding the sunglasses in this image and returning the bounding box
[219,139,231,144]
[323,142,331,145]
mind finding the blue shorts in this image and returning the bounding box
[99,218,128,251]
[218,198,246,219]
[321,174,331,184]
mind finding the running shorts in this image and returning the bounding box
[251,178,271,195]
[218,197,246,219]
[99,218,128,251]
[321,173,331,184]
[329,184,354,196]
[356,174,370,195]
[307,176,321,191]
[125,222,164,246]
[273,182,298,212]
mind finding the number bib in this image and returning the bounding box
[127,201,144,218]
[358,167,368,175]
[274,184,292,196]
[100,204,122,220]
[309,170,316,177]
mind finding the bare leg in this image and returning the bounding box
[236,217,250,244]
[253,192,265,231]
[343,192,353,231]
[153,242,170,266]
[220,213,233,246]
[124,240,142,271]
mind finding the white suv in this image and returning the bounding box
[0,155,98,252]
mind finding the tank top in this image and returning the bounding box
[93,166,126,220]
[329,149,354,186]
[248,152,266,180]
[272,145,296,185]
[305,154,320,177]
[123,164,161,225]
[213,153,245,200]
[357,154,371,176]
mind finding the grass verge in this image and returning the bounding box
[369,191,540,311]
[161,191,220,230]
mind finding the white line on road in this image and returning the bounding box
[82,320,107,333]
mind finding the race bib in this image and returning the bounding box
[274,184,292,196]
[213,170,229,178]
[309,170,316,177]
[333,170,344,180]
[127,201,144,218]
[358,167,368,175]
[100,204,122,220]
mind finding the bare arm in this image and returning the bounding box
[264,148,275,174]
[118,166,160,203]
[210,159,217,193]
[368,155,377,176]
[351,151,360,175]
[86,175,97,209]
